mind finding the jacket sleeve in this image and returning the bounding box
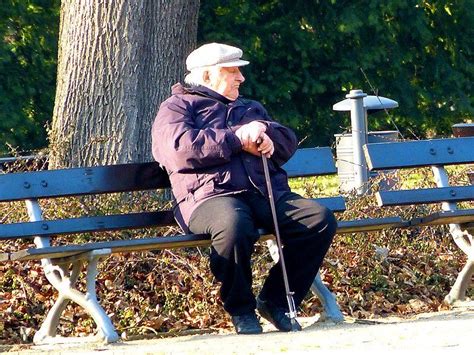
[152,98,242,173]
[262,118,298,167]
[231,101,298,167]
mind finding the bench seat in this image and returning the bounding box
[3,215,410,262]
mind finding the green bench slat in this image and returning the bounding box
[376,186,474,206]
[364,137,474,170]
[282,147,336,177]
[409,209,474,226]
[7,233,278,262]
[336,217,409,234]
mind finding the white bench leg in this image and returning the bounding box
[445,225,474,304]
[265,240,344,322]
[310,274,344,322]
[33,261,80,341]
[432,167,474,304]
[34,249,119,344]
[445,257,474,305]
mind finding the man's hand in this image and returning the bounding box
[235,121,266,149]
[257,133,274,158]
[235,121,274,158]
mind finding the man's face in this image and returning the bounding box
[207,66,245,101]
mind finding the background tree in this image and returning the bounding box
[199,0,473,146]
[1,1,472,157]
[48,0,199,167]
[0,0,59,156]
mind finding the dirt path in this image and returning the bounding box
[3,307,473,354]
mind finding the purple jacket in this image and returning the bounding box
[151,83,298,231]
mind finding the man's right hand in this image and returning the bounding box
[235,121,274,158]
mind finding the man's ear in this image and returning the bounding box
[203,70,211,83]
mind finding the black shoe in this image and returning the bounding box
[256,297,302,332]
[231,312,263,334]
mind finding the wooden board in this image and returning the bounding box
[364,137,474,170]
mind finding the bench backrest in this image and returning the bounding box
[364,137,474,206]
[0,147,344,240]
[364,137,474,170]
[0,148,335,202]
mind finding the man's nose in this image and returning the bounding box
[237,71,245,83]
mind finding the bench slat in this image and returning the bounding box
[409,209,474,226]
[336,217,409,233]
[6,216,409,262]
[0,211,175,240]
[0,148,336,202]
[376,186,474,206]
[0,162,170,202]
[364,137,474,170]
[0,197,344,240]
[8,234,213,261]
[0,195,345,241]
[282,147,336,176]
[313,196,345,212]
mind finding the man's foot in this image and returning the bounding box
[231,312,263,334]
[256,297,302,332]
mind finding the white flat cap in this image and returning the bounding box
[186,43,250,71]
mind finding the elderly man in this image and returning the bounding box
[152,43,337,334]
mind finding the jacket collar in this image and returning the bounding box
[172,83,243,105]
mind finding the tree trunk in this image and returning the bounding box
[49,0,199,167]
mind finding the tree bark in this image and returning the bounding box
[49,0,199,167]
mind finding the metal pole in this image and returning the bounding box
[261,154,300,331]
[346,89,368,195]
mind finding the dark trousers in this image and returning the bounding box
[188,190,337,316]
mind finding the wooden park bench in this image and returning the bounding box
[4,137,469,345]
[364,136,474,305]
[0,147,368,344]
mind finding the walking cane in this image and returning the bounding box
[261,153,301,332]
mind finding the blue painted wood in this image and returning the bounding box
[0,211,175,240]
[336,217,409,233]
[364,137,474,170]
[0,148,336,202]
[0,162,169,202]
[312,196,346,212]
[376,186,474,206]
[282,147,336,176]
[410,209,474,226]
[0,147,344,242]
[0,198,344,241]
[8,215,410,261]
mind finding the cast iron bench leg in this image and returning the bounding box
[33,249,119,344]
[444,225,474,304]
[266,240,344,322]
[432,166,474,304]
[25,199,119,344]
[445,256,474,305]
